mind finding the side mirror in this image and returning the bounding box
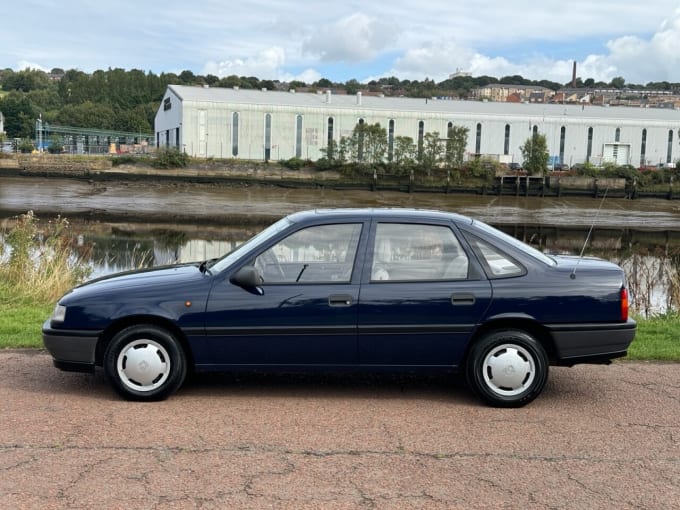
[229,265,264,293]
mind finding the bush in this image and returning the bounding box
[153,147,190,169]
[111,155,141,166]
[18,140,34,153]
[0,211,92,304]
[279,157,307,170]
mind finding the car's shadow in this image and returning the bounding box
[33,364,478,404]
[180,370,474,403]
[27,354,591,406]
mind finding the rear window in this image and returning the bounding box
[471,220,556,267]
[465,235,525,278]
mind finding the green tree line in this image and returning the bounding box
[2,67,679,141]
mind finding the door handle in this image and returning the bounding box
[329,294,354,307]
[451,293,475,306]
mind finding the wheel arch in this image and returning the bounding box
[95,316,194,370]
[465,316,557,366]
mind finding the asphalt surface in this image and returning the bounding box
[1,350,678,509]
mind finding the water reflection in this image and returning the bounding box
[66,221,679,315]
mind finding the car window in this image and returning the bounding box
[212,216,292,273]
[465,235,525,278]
[254,223,362,284]
[471,220,555,266]
[371,223,468,282]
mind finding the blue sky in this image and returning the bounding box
[2,1,680,85]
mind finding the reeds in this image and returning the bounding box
[0,211,92,304]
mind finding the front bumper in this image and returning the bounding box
[42,320,101,373]
[548,319,637,365]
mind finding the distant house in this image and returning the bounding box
[471,84,554,102]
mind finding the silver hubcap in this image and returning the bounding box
[482,343,535,397]
[117,339,170,392]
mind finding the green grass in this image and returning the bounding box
[0,292,52,348]
[628,313,680,361]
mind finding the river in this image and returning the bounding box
[2,175,679,313]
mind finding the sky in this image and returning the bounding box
[3,1,680,86]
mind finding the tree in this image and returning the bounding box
[315,78,333,89]
[341,122,387,166]
[444,125,469,169]
[520,133,549,175]
[392,136,417,173]
[0,93,37,138]
[610,76,626,90]
[2,68,50,92]
[56,101,115,129]
[345,79,361,95]
[421,131,444,174]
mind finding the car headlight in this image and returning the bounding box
[51,304,67,323]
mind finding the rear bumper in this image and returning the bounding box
[547,319,636,365]
[42,320,100,373]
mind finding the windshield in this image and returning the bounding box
[210,216,293,273]
[471,220,556,266]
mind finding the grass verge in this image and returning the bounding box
[627,313,680,361]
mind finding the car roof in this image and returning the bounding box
[286,207,474,225]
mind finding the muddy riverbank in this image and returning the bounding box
[2,174,680,230]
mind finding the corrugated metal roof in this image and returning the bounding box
[168,84,680,122]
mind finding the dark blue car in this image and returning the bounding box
[43,208,636,407]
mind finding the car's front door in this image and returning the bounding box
[358,221,492,367]
[200,223,365,367]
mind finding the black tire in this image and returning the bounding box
[103,325,187,401]
[465,329,549,408]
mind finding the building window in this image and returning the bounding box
[667,130,674,164]
[358,118,365,161]
[640,129,647,166]
[295,115,303,159]
[264,113,272,161]
[586,127,593,162]
[175,126,180,148]
[532,125,538,136]
[615,127,621,142]
[388,119,395,162]
[504,124,510,155]
[446,122,455,163]
[232,112,239,157]
[418,120,425,160]
[475,123,482,155]
[327,117,334,158]
[559,126,566,165]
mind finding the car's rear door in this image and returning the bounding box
[357,220,492,367]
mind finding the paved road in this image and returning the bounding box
[1,351,678,509]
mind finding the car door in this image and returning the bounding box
[357,220,492,367]
[200,222,365,367]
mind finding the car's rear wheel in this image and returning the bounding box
[103,325,186,401]
[466,329,548,407]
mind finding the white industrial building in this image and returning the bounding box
[155,84,680,168]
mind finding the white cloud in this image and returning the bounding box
[3,1,680,85]
[203,47,287,79]
[302,12,398,63]
[17,61,50,72]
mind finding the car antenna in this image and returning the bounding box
[571,187,608,279]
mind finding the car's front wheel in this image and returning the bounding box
[103,325,187,401]
[466,329,548,408]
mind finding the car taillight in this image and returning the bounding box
[621,287,629,321]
